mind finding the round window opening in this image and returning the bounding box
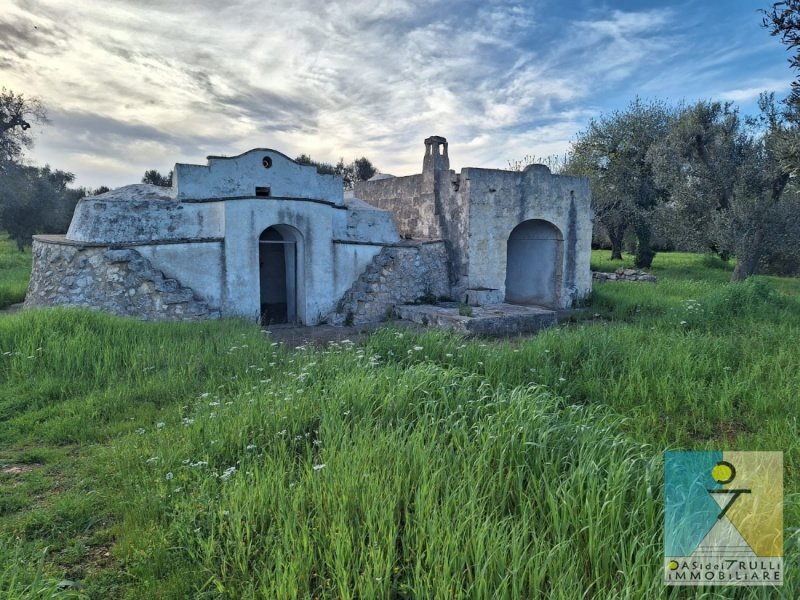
[262,156,273,169]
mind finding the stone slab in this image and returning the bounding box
[396,302,556,337]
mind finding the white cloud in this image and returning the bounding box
[719,80,791,103]
[1,0,781,188]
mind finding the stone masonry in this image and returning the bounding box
[25,138,592,326]
[592,268,657,283]
[329,241,449,325]
[25,238,219,319]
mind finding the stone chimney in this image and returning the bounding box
[422,135,449,186]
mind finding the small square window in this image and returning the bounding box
[255,186,271,197]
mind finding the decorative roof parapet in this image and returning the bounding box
[173,148,344,204]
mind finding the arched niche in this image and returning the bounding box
[505,219,563,307]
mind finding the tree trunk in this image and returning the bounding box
[731,229,763,282]
[608,224,625,260]
[634,223,655,268]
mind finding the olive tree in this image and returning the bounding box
[566,98,674,266]
[0,87,48,168]
[650,96,798,281]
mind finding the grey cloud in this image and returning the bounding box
[0,16,68,59]
[46,108,219,153]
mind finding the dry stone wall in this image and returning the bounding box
[592,268,657,283]
[25,239,219,320]
[329,241,449,325]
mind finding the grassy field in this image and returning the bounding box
[0,235,31,308]
[0,249,798,598]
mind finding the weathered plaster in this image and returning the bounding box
[174,149,344,205]
[67,187,224,244]
[27,136,592,325]
[135,241,224,308]
[25,239,218,319]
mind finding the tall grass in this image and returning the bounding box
[0,234,31,308]
[0,252,798,598]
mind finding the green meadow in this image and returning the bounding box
[0,238,797,598]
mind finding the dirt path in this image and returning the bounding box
[263,320,422,348]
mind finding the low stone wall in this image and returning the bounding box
[592,268,657,283]
[329,241,450,325]
[24,238,219,320]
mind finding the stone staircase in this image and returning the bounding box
[25,241,219,320]
[329,242,449,325]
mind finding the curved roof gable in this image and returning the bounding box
[174,148,344,204]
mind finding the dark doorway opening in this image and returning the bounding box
[259,227,296,325]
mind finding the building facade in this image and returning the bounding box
[25,137,592,325]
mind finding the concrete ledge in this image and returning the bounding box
[332,238,445,247]
[32,235,224,248]
[396,302,556,337]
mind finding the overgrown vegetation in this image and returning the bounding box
[0,234,31,308]
[0,251,797,598]
[0,88,89,251]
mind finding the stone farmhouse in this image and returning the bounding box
[25,136,593,325]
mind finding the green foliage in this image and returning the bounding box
[141,169,172,187]
[0,165,84,251]
[0,88,86,252]
[566,97,674,266]
[0,234,31,307]
[762,0,800,175]
[294,154,377,190]
[651,95,800,280]
[0,87,48,166]
[457,303,473,317]
[0,252,798,597]
[90,185,111,196]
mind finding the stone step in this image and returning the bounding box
[396,302,556,337]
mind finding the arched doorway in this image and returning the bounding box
[505,219,563,307]
[259,226,300,324]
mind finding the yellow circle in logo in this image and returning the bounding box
[668,560,679,570]
[712,461,735,484]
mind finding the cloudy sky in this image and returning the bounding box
[1,0,793,189]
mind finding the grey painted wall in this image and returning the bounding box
[68,194,224,244]
[135,241,224,308]
[505,220,563,306]
[455,165,592,308]
[175,149,344,204]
